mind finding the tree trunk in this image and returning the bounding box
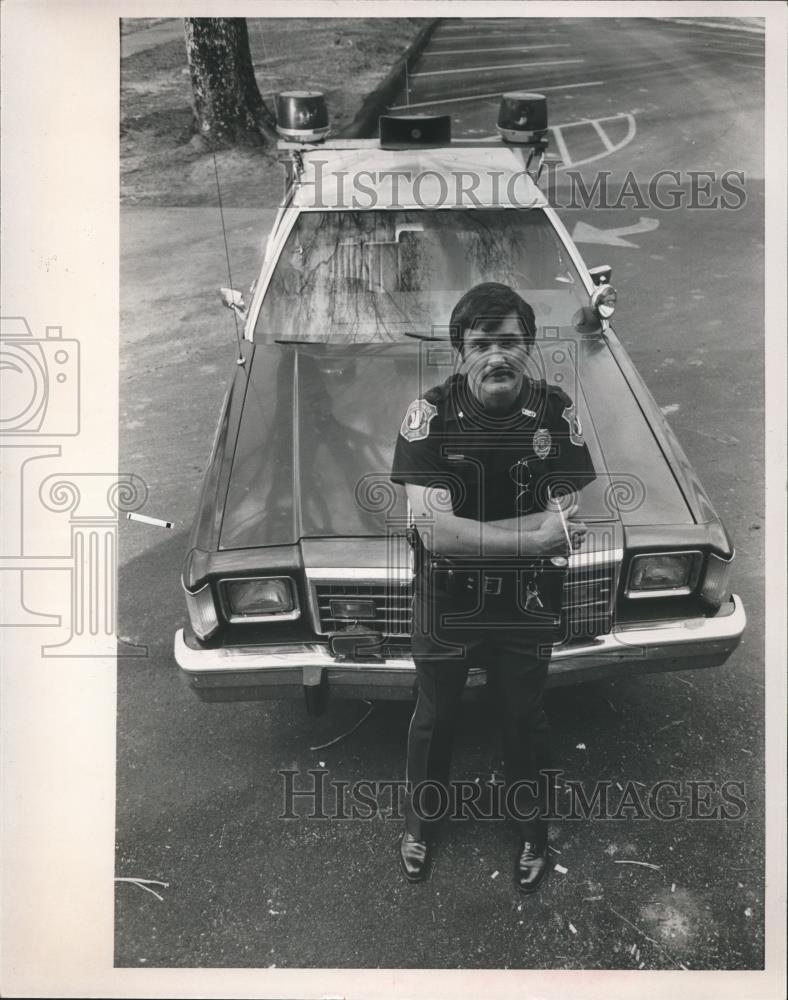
[184,18,277,148]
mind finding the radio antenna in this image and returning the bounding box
[252,18,277,111]
[212,151,245,366]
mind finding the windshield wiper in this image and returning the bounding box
[274,339,325,345]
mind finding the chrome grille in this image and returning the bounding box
[561,561,616,640]
[312,560,617,639]
[314,581,412,636]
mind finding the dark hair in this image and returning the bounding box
[449,282,536,356]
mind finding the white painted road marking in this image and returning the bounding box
[571,217,660,249]
[550,124,572,166]
[431,35,562,47]
[411,58,584,78]
[552,113,637,168]
[591,118,616,152]
[422,44,569,56]
[389,80,603,111]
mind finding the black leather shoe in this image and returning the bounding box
[516,839,549,895]
[399,832,430,882]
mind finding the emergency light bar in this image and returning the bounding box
[276,91,329,143]
[496,92,548,145]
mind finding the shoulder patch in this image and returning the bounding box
[561,403,584,446]
[400,398,438,442]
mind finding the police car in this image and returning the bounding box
[174,92,746,714]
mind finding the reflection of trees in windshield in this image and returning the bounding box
[256,210,584,343]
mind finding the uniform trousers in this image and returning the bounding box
[404,634,553,844]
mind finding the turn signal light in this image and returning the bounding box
[699,552,733,607]
[329,598,377,621]
[184,582,220,640]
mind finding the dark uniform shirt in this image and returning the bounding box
[390,373,596,651]
[391,373,595,516]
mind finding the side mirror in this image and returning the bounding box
[220,287,247,319]
[588,264,612,286]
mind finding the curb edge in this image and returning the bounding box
[337,18,444,139]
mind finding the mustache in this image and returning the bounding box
[482,363,517,377]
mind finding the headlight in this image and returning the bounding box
[699,552,733,607]
[591,283,617,319]
[184,582,220,640]
[626,552,701,598]
[221,577,299,622]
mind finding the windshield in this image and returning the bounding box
[254,209,588,343]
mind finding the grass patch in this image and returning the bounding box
[120,17,425,207]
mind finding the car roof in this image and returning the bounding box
[288,140,548,210]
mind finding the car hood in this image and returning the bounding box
[218,339,694,550]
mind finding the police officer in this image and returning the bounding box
[390,282,595,893]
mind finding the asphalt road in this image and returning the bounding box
[116,16,766,971]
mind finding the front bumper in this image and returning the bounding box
[174,594,746,702]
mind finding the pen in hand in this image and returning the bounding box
[547,486,574,552]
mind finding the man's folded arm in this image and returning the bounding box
[405,483,547,558]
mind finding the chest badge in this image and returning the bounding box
[533,427,552,459]
[401,398,438,442]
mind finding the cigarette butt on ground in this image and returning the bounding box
[554,864,568,875]
[568,922,577,935]
[126,512,173,529]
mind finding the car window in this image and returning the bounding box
[254,209,587,343]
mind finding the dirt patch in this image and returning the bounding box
[120,17,426,207]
